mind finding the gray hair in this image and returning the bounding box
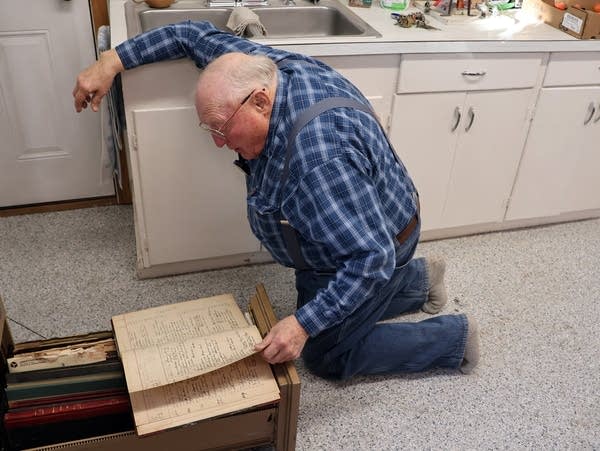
[198,53,277,119]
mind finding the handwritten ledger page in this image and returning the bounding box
[112,294,280,435]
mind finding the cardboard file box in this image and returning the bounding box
[0,284,300,451]
[523,0,600,39]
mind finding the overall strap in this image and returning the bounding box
[278,97,376,271]
[280,97,375,191]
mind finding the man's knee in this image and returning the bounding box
[303,356,343,380]
[301,326,357,381]
[302,350,354,381]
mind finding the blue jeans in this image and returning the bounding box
[295,225,467,380]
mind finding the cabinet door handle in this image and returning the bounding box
[461,71,487,77]
[584,102,595,125]
[594,102,600,124]
[465,106,475,132]
[451,106,461,132]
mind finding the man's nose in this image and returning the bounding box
[212,135,227,147]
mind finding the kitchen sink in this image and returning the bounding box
[125,0,382,39]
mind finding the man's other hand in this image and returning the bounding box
[254,315,309,364]
[73,49,124,113]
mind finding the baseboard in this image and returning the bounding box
[420,209,600,242]
[0,196,117,218]
[136,252,274,279]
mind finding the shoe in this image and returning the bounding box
[460,315,480,374]
[421,256,448,314]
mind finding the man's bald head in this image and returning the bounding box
[195,52,277,124]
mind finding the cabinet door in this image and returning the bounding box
[563,89,600,212]
[506,87,600,220]
[319,55,400,130]
[390,92,465,231]
[131,106,260,267]
[441,89,533,227]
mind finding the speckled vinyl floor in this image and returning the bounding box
[1,206,599,450]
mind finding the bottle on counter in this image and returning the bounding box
[381,0,410,10]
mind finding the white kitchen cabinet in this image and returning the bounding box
[389,91,462,231]
[507,53,600,220]
[318,54,400,130]
[130,106,261,268]
[122,60,271,277]
[566,95,600,212]
[123,56,400,276]
[120,47,600,277]
[390,53,541,230]
[441,89,534,228]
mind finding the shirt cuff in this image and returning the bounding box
[115,41,141,70]
[295,305,327,338]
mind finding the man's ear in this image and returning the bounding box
[252,88,271,114]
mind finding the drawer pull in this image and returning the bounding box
[465,106,475,132]
[584,102,595,126]
[451,106,461,132]
[594,102,600,124]
[461,71,487,77]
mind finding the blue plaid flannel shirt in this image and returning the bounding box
[116,21,418,337]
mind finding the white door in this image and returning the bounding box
[0,1,114,207]
[390,91,464,231]
[562,88,600,213]
[441,89,532,227]
[505,87,595,220]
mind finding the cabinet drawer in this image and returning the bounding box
[397,53,543,93]
[544,52,600,87]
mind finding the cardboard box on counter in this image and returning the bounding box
[523,0,600,38]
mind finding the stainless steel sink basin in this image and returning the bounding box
[125,0,381,39]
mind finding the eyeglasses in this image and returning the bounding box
[200,89,255,140]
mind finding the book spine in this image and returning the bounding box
[6,374,126,402]
[7,387,127,409]
[8,345,117,373]
[12,331,114,354]
[5,359,123,384]
[4,396,131,429]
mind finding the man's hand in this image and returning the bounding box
[254,315,309,364]
[72,49,124,113]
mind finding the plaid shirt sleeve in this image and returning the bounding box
[115,20,267,69]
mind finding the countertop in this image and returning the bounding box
[109,0,600,56]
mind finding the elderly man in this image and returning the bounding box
[73,20,479,380]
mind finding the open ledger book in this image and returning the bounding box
[111,294,280,436]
